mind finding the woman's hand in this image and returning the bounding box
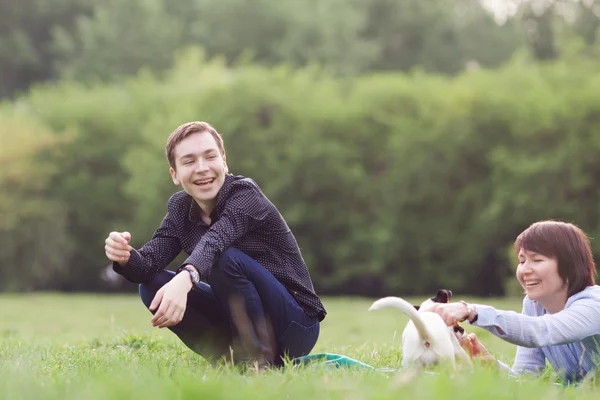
[460,333,497,366]
[429,302,473,326]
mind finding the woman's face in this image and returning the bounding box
[516,248,568,310]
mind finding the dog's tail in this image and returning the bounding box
[369,296,432,342]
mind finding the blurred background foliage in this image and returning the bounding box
[1,0,600,296]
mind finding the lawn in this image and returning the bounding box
[0,293,594,399]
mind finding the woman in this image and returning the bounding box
[431,220,600,383]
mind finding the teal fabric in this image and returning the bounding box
[292,353,576,389]
[292,353,376,370]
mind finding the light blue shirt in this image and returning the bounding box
[472,285,600,383]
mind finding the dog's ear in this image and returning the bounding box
[433,289,453,303]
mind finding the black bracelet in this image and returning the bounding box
[460,300,478,324]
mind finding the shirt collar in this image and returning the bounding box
[187,174,235,224]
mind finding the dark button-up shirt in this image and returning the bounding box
[114,174,326,321]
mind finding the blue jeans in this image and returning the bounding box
[139,248,320,366]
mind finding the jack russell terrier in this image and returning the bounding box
[369,289,472,370]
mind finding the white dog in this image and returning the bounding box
[369,292,472,370]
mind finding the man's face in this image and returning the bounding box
[169,131,228,209]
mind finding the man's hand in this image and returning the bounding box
[104,231,132,266]
[459,333,497,366]
[149,272,193,328]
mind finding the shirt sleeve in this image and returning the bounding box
[490,301,548,378]
[182,184,270,279]
[471,296,600,348]
[112,196,183,284]
[510,345,547,376]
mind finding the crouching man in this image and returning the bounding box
[104,121,326,370]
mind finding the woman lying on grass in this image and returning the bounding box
[431,220,600,384]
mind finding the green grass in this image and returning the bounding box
[0,294,597,399]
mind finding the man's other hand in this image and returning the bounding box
[104,231,132,266]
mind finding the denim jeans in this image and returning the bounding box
[139,248,320,366]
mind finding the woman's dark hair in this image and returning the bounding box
[515,220,597,297]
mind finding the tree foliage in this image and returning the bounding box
[5,0,600,99]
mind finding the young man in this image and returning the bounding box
[104,121,326,369]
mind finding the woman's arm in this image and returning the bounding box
[431,292,600,348]
[461,332,546,378]
[510,345,547,376]
[472,298,600,347]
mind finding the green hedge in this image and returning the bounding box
[3,50,600,296]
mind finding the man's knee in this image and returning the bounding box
[219,247,245,267]
[139,283,154,309]
[216,247,247,273]
[209,248,245,285]
[138,270,175,309]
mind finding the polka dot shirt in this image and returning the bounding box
[113,174,327,321]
